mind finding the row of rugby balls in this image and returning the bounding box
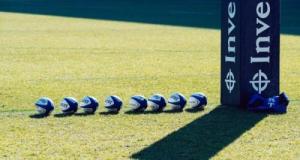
[34,92,207,116]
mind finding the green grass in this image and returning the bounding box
[0,12,299,159]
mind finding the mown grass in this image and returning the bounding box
[0,12,299,159]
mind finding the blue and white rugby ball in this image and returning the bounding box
[129,95,147,112]
[35,97,55,115]
[168,92,187,110]
[104,95,123,112]
[148,94,166,111]
[60,97,78,114]
[189,93,207,109]
[80,96,99,114]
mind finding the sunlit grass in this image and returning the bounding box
[0,12,299,159]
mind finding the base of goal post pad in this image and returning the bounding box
[221,0,280,107]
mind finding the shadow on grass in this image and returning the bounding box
[0,0,220,30]
[54,112,74,118]
[99,111,119,115]
[163,109,184,114]
[131,105,267,160]
[125,110,162,115]
[185,107,205,113]
[125,109,193,115]
[74,112,95,116]
[29,114,50,119]
[0,0,299,35]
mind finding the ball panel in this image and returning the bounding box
[148,94,166,111]
[34,97,54,115]
[130,95,147,111]
[189,93,207,109]
[168,93,187,110]
[129,98,141,110]
[148,101,159,111]
[104,95,122,112]
[80,96,99,113]
[36,106,47,114]
[60,97,78,113]
[189,96,201,108]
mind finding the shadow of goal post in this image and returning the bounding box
[221,0,280,106]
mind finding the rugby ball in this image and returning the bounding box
[104,95,123,112]
[168,92,187,111]
[189,92,207,109]
[148,94,166,112]
[129,95,147,112]
[60,97,78,114]
[80,96,99,114]
[35,97,55,115]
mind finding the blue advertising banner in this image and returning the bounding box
[221,0,280,106]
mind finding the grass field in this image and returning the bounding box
[0,3,300,159]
